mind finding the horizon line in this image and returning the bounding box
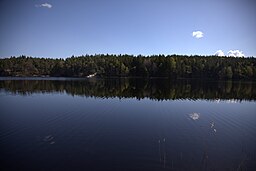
[1,54,255,59]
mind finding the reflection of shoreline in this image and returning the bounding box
[0,79,255,101]
[215,99,239,103]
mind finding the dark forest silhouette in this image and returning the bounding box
[0,54,255,80]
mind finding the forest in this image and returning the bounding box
[0,54,255,80]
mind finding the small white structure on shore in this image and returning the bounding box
[86,73,97,78]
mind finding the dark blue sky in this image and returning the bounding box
[0,0,255,58]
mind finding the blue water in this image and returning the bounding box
[0,78,256,171]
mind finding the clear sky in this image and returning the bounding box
[0,0,255,58]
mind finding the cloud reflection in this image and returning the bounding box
[189,113,200,120]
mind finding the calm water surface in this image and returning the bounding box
[0,78,256,171]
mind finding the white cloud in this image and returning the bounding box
[36,3,52,9]
[192,31,203,39]
[214,50,245,57]
[214,50,225,56]
[227,50,244,57]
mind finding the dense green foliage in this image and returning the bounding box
[1,79,255,101]
[0,54,255,79]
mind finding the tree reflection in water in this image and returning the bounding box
[0,78,255,101]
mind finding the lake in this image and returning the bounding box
[0,78,256,171]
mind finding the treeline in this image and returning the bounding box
[0,79,255,101]
[0,54,255,79]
